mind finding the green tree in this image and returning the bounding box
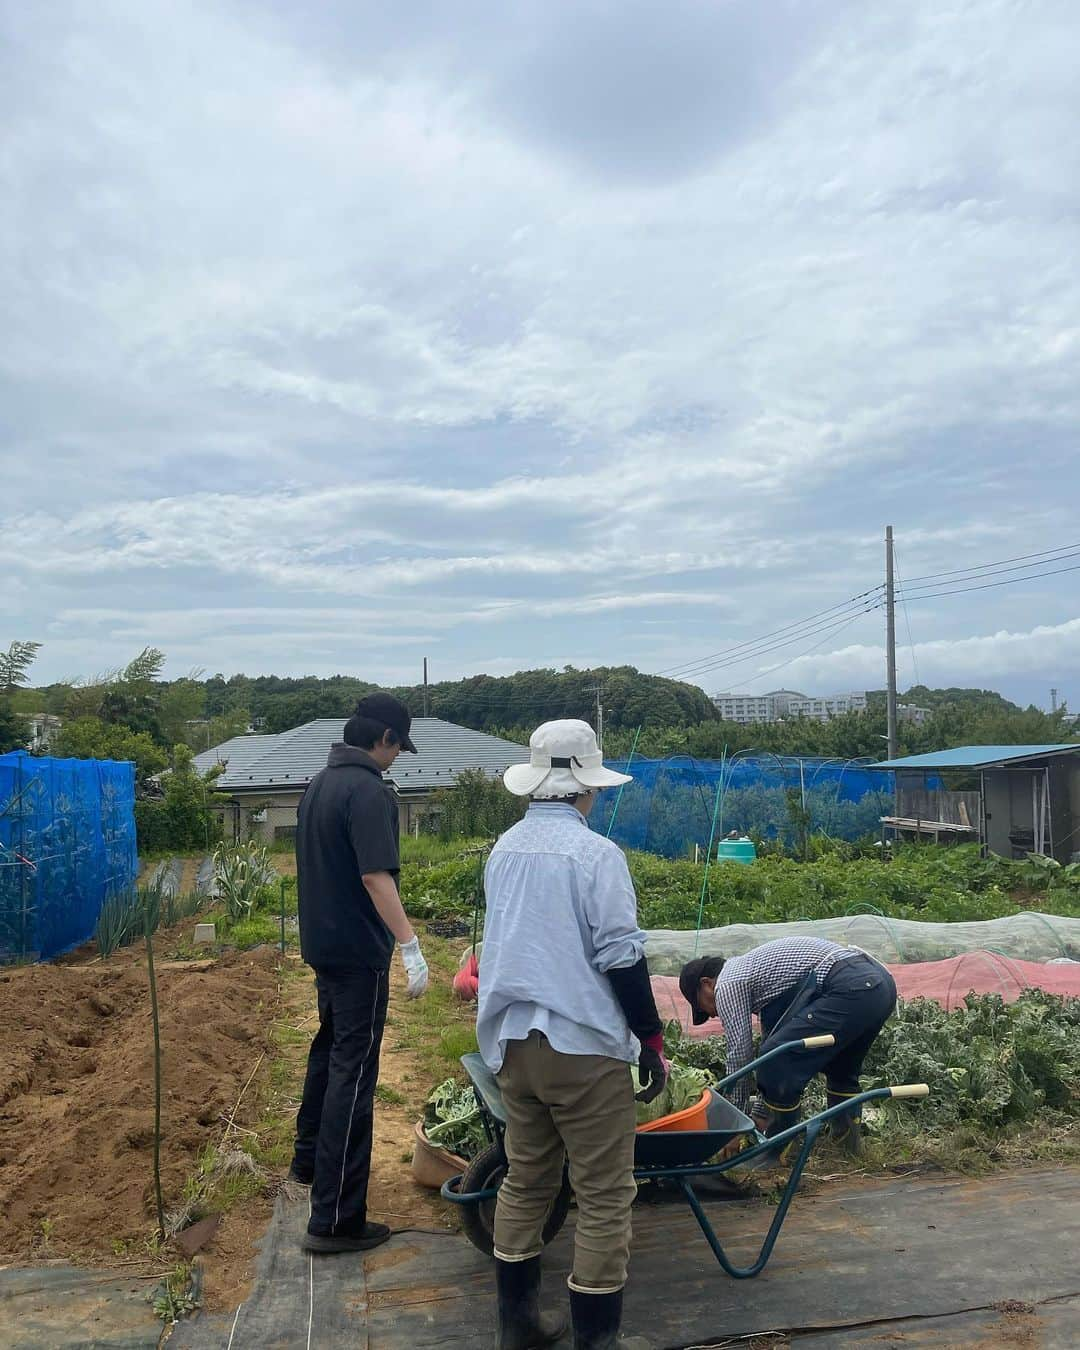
[433,768,527,839]
[0,701,26,753]
[55,718,168,784]
[0,641,42,695]
[135,745,224,853]
[184,707,252,752]
[159,676,206,746]
[0,641,40,752]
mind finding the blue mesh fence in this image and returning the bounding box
[595,754,899,857]
[0,752,138,962]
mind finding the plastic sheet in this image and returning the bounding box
[644,911,1080,972]
[652,954,1080,1033]
[0,751,138,961]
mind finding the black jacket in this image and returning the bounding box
[296,744,400,972]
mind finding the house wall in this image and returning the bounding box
[216,790,437,845]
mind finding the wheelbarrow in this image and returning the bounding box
[441,1036,929,1279]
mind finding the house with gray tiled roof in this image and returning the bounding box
[193,717,530,842]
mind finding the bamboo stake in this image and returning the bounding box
[145,902,166,1241]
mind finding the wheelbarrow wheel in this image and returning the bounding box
[458,1142,572,1257]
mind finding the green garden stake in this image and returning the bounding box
[280,878,287,954]
[693,777,726,957]
[606,724,642,839]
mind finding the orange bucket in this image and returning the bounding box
[636,1088,710,1134]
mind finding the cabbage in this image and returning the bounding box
[632,1061,711,1126]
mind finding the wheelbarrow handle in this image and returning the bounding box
[715,1034,837,1092]
[889,1083,930,1099]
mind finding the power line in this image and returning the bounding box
[682,600,885,682]
[903,541,1080,584]
[725,608,875,691]
[897,559,1080,602]
[657,586,884,679]
[897,548,1080,594]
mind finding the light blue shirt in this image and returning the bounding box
[477,802,647,1072]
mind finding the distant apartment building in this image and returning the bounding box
[711,692,785,724]
[897,703,932,725]
[785,691,868,720]
[712,689,872,725]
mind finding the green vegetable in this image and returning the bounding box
[422,1079,487,1160]
[632,1061,711,1126]
[398,840,1080,933]
[862,990,1080,1130]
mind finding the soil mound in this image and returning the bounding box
[0,946,280,1262]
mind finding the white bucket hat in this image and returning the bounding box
[503,719,633,799]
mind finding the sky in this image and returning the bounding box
[2,0,1079,711]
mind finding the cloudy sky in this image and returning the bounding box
[2,0,1078,708]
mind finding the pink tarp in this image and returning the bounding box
[653,952,1080,1036]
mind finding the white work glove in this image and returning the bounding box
[400,936,429,999]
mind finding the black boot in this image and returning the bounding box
[568,1288,649,1349]
[826,1091,863,1155]
[495,1256,566,1349]
[742,1102,802,1169]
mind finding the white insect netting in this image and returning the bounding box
[644,911,1080,971]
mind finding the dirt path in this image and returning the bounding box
[178,855,204,896]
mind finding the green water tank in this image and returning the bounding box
[717,836,757,864]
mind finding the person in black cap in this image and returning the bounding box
[289,693,430,1252]
[680,937,896,1155]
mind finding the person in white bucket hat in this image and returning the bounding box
[478,719,665,1350]
[501,718,635,798]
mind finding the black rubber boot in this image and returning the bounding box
[495,1256,566,1349]
[826,1091,863,1155]
[568,1288,649,1349]
[742,1102,803,1169]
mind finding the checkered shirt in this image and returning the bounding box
[712,937,858,1111]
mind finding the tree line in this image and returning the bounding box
[4,641,1075,774]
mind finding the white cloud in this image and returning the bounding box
[2,0,1079,706]
[739,616,1080,699]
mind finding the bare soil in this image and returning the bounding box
[0,943,281,1267]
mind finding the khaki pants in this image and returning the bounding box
[494,1031,638,1292]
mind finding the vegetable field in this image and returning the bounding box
[401,840,1080,930]
[407,839,1080,1170]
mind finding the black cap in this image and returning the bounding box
[355,693,418,754]
[679,956,716,1026]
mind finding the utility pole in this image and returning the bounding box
[591,684,604,751]
[422,657,429,717]
[885,525,898,760]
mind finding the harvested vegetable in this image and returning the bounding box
[632,1061,711,1126]
[423,1079,487,1160]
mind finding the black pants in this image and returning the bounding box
[755,955,897,1112]
[292,965,389,1237]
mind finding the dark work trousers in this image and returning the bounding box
[755,955,897,1116]
[292,966,389,1237]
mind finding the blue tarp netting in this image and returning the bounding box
[0,752,138,961]
[596,754,899,857]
